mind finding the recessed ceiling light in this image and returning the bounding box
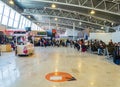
[101,27,104,29]
[9,0,14,5]
[51,4,56,8]
[90,10,95,15]
[28,16,31,18]
[55,18,58,21]
[79,22,82,25]
[111,22,114,26]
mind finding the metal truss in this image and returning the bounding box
[2,0,119,30]
[23,7,113,28]
[37,21,84,30]
[1,0,22,13]
[33,16,104,30]
[19,0,120,16]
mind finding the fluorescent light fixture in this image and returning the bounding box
[51,4,56,8]
[90,10,95,15]
[9,0,14,5]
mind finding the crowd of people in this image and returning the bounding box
[38,38,89,52]
[38,38,74,47]
[7,35,120,59]
[89,39,120,57]
[38,38,120,58]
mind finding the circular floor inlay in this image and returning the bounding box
[45,72,74,82]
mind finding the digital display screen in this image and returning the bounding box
[14,31,26,34]
[37,32,47,35]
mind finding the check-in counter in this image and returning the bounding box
[0,44,12,52]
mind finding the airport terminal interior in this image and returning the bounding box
[0,0,120,87]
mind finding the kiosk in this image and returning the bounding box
[14,31,34,56]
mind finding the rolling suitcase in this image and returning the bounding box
[113,46,120,65]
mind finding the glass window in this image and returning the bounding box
[14,12,20,21]
[0,1,4,6]
[31,23,38,30]
[2,16,8,25]
[0,14,2,22]
[9,9,15,19]
[8,18,14,27]
[3,5,10,17]
[8,9,16,27]
[19,16,23,28]
[13,21,19,28]
[21,18,26,28]
[24,19,27,27]
[0,3,4,14]
[31,23,34,30]
[25,19,29,27]
[13,12,20,28]
[28,21,30,26]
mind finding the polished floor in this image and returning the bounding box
[0,47,120,87]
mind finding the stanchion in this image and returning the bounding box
[15,46,17,56]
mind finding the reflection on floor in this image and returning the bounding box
[0,47,120,87]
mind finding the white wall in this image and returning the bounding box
[112,31,120,43]
[89,32,120,44]
[65,29,79,36]
[89,33,112,44]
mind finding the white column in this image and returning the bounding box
[105,26,109,33]
[116,25,120,32]
[49,18,51,30]
[73,23,75,40]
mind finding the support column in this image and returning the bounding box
[116,25,120,32]
[73,23,75,40]
[105,26,109,33]
[49,18,51,30]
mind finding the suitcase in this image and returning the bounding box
[114,58,120,65]
[82,45,86,52]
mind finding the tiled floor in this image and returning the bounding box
[0,47,120,87]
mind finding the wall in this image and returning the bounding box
[89,33,112,44]
[89,32,120,44]
[112,31,120,43]
[65,29,79,36]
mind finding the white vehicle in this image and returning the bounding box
[14,31,34,56]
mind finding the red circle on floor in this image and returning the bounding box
[45,72,73,82]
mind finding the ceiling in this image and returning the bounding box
[2,0,120,31]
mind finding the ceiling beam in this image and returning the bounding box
[23,8,110,27]
[18,0,120,16]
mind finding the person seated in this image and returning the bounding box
[108,39,114,46]
[97,40,106,55]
